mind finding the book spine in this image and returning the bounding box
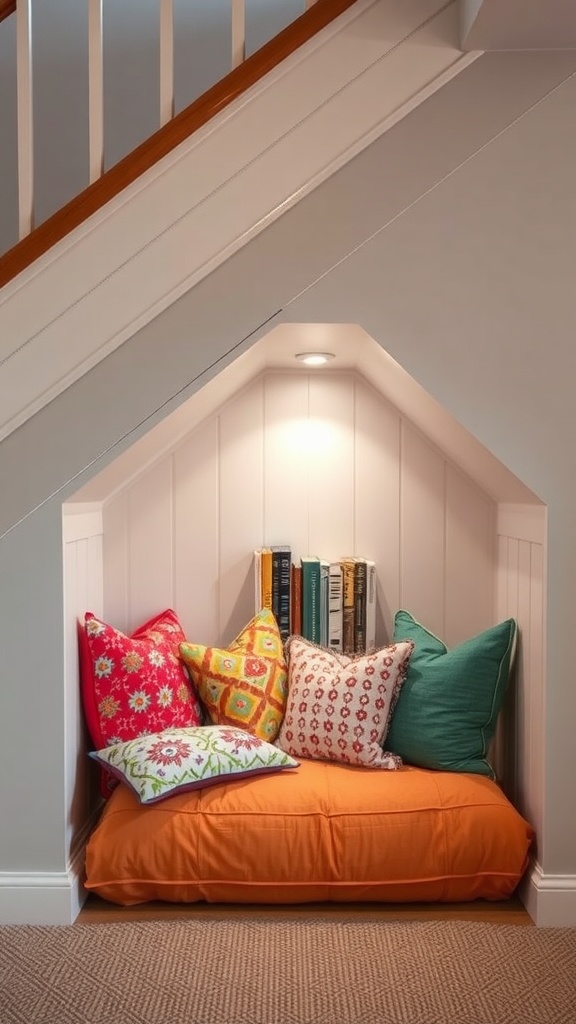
[253,549,262,614]
[365,560,377,652]
[328,562,343,652]
[272,545,292,641]
[354,558,367,654]
[291,563,302,637]
[341,558,356,654]
[319,560,329,647]
[271,548,282,625]
[301,557,321,644]
[260,548,273,611]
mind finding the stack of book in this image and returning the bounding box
[254,548,376,653]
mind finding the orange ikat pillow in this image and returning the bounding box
[179,609,288,743]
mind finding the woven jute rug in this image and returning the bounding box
[1,917,575,1024]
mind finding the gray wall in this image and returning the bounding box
[1,49,576,887]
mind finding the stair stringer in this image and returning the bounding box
[0,0,479,445]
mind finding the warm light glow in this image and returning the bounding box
[295,352,335,366]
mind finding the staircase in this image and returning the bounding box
[0,0,478,473]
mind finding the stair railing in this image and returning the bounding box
[0,0,356,287]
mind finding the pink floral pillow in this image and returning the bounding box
[277,636,414,769]
[79,608,203,797]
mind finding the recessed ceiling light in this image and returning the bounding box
[295,352,335,366]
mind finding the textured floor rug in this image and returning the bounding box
[1,917,575,1024]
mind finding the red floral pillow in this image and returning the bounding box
[79,608,202,797]
[277,636,414,769]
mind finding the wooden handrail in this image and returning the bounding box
[0,0,15,23]
[0,0,357,290]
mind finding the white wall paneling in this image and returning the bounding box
[354,376,401,642]
[444,465,494,646]
[102,493,130,633]
[62,507,104,915]
[218,378,265,643]
[399,420,446,637]
[173,418,220,645]
[262,371,311,564]
[126,457,174,627]
[495,506,546,843]
[80,368,512,659]
[307,373,355,558]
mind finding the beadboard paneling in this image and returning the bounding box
[400,420,445,638]
[127,458,174,625]
[263,372,311,563]
[444,465,494,646]
[495,506,546,836]
[62,511,103,850]
[95,370,502,654]
[218,378,265,643]
[102,493,129,632]
[355,377,401,643]
[173,418,219,644]
[307,373,355,558]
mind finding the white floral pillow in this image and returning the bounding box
[90,725,299,804]
[277,636,414,769]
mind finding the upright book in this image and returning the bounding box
[340,557,356,654]
[354,558,368,654]
[260,547,273,612]
[291,562,302,637]
[319,559,330,647]
[301,556,321,644]
[364,559,377,652]
[328,561,344,653]
[271,544,292,641]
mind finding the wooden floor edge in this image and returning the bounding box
[0,0,358,290]
[78,894,534,926]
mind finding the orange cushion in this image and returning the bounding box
[84,758,534,906]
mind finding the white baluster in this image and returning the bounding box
[231,0,245,70]
[16,0,33,238]
[88,0,104,183]
[159,0,174,126]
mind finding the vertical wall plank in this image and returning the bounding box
[127,457,174,627]
[307,373,354,558]
[63,515,103,850]
[218,377,265,642]
[102,492,129,630]
[527,541,544,835]
[173,418,219,644]
[263,372,310,564]
[400,421,445,636]
[355,377,401,643]
[514,538,532,810]
[444,465,494,646]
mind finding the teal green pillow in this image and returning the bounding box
[387,610,517,778]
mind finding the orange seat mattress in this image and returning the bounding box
[84,759,534,906]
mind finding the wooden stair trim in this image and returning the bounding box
[0,0,358,289]
[0,1,15,25]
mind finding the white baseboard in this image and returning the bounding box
[0,833,88,925]
[0,873,86,926]
[519,861,576,927]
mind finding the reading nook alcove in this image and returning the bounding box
[65,323,545,910]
